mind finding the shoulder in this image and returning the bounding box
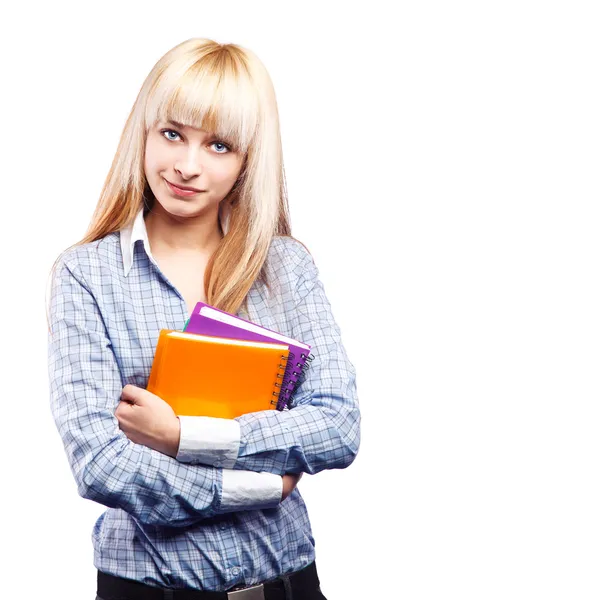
[267,235,315,279]
[263,236,319,306]
[52,232,121,285]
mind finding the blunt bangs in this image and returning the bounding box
[144,50,259,154]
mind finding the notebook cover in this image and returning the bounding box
[184,301,312,409]
[147,329,289,419]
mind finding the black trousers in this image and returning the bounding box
[95,560,328,600]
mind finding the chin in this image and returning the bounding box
[159,196,216,219]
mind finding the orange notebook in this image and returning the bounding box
[146,329,290,419]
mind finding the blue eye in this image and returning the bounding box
[211,141,231,154]
[161,129,181,141]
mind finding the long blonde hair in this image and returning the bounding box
[47,37,308,328]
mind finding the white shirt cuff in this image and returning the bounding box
[221,469,283,510]
[176,416,241,468]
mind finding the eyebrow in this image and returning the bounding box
[167,120,188,129]
[166,119,209,134]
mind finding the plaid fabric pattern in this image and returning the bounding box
[48,228,360,591]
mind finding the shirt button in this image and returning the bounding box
[231,567,241,576]
[220,524,227,530]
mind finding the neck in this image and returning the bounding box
[144,203,223,255]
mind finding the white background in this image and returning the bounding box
[1,1,599,599]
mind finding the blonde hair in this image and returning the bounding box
[47,37,308,330]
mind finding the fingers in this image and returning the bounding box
[121,384,144,405]
[115,400,131,420]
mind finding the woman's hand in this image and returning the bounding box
[115,384,181,458]
[282,472,303,501]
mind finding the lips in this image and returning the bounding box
[165,179,203,197]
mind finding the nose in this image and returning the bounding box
[174,147,204,180]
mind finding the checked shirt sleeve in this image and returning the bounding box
[176,241,361,476]
[48,256,281,528]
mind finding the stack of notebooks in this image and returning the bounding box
[146,301,314,419]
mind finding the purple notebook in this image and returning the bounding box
[183,301,313,410]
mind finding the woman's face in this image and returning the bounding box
[144,119,244,219]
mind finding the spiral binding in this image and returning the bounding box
[279,352,316,409]
[293,353,315,389]
[270,353,290,406]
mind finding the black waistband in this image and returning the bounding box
[97,560,320,600]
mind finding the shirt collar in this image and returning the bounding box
[120,208,158,277]
[119,203,231,277]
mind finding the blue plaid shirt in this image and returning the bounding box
[47,209,361,591]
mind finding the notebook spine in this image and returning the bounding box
[270,353,290,408]
[147,329,171,394]
[278,352,316,410]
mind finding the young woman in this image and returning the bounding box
[47,37,360,600]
